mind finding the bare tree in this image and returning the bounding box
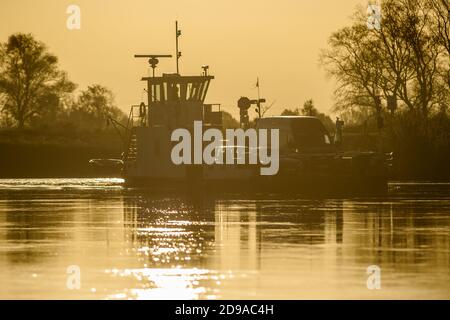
[321,0,447,118]
[320,22,385,114]
[402,0,443,115]
[429,0,450,55]
[370,0,416,110]
[428,0,450,90]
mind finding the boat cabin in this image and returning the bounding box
[134,73,222,130]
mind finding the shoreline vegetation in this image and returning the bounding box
[0,128,122,178]
[1,0,449,181]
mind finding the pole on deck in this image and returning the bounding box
[176,21,181,74]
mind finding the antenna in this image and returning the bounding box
[255,77,265,118]
[175,21,182,74]
[202,65,209,76]
[134,54,172,77]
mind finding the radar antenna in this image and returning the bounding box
[237,96,266,129]
[134,54,172,77]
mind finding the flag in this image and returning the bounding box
[255,77,259,88]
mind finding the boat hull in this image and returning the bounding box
[123,150,389,196]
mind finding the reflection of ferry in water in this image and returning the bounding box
[93,23,390,195]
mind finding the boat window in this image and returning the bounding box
[291,118,332,148]
[179,83,187,101]
[198,81,205,101]
[187,83,192,99]
[161,83,167,102]
[152,84,161,102]
[189,82,198,100]
[200,80,210,102]
[167,83,180,102]
[150,79,209,103]
[175,84,182,101]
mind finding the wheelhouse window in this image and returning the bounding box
[291,118,332,148]
[145,76,213,104]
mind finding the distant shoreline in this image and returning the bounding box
[0,143,122,178]
[0,129,122,178]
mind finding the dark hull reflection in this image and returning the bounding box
[124,177,388,197]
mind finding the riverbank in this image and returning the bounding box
[0,129,123,178]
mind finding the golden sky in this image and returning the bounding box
[0,0,366,118]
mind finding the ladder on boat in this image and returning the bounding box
[123,104,147,164]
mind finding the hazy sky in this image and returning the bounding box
[0,0,367,118]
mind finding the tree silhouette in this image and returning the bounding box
[69,84,125,130]
[301,99,318,116]
[320,0,447,118]
[0,33,75,128]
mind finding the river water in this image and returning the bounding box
[0,179,449,299]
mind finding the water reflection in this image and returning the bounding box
[0,179,449,299]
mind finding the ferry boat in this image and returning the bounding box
[112,23,390,194]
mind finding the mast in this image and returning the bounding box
[175,21,182,74]
[256,77,261,118]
